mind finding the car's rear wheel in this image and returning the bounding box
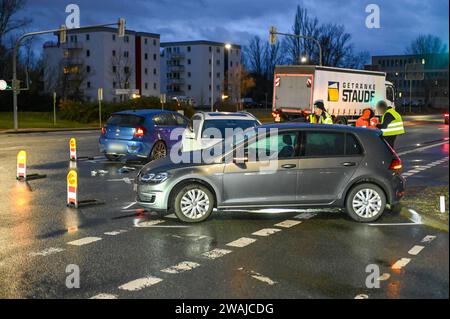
[173,183,214,223]
[149,141,167,161]
[346,183,386,222]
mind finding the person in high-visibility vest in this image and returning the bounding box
[376,100,405,148]
[310,100,333,124]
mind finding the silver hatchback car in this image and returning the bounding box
[135,123,405,223]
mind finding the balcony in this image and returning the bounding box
[62,41,83,50]
[167,78,185,85]
[167,52,185,59]
[169,65,185,72]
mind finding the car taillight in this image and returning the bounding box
[101,127,106,135]
[389,158,402,171]
[134,127,145,137]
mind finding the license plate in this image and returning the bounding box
[108,143,126,152]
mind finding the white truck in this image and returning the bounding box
[272,65,396,124]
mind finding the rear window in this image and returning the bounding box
[346,134,364,155]
[107,114,144,127]
[201,119,258,139]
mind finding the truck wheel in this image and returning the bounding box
[173,183,214,223]
[345,183,386,222]
[335,116,348,125]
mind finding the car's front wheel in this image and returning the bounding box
[345,183,386,222]
[173,183,214,223]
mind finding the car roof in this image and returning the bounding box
[195,111,258,121]
[258,122,382,135]
[113,109,177,117]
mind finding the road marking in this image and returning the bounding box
[355,294,369,299]
[165,214,177,219]
[368,223,419,226]
[398,141,449,156]
[392,258,411,270]
[119,276,163,291]
[274,220,302,228]
[29,247,65,257]
[238,267,277,285]
[161,261,200,274]
[67,237,102,246]
[421,235,436,243]
[122,202,137,209]
[401,156,448,178]
[104,229,128,236]
[90,293,118,299]
[294,212,318,220]
[134,220,165,227]
[408,245,425,256]
[202,248,232,260]
[252,228,282,237]
[226,237,256,248]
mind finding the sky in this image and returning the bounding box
[17,0,449,57]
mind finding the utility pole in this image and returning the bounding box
[211,49,214,112]
[53,92,57,126]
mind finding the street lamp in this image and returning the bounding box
[211,43,232,112]
[300,56,308,64]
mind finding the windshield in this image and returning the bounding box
[201,119,259,139]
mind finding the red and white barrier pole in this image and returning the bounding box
[67,169,78,208]
[16,150,27,180]
[69,138,77,161]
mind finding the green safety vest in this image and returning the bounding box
[381,108,405,136]
[310,113,333,124]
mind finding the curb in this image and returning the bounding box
[0,127,100,134]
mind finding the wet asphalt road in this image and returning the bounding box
[0,119,448,299]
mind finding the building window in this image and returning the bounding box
[144,68,148,75]
[144,53,148,60]
[209,59,211,65]
[153,83,157,89]
[209,46,212,52]
[124,51,129,58]
[187,46,191,52]
[209,85,211,91]
[86,49,90,57]
[112,50,116,57]
[145,82,148,90]
[86,34,90,41]
[86,65,91,73]
[144,38,148,45]
[113,82,116,88]
[209,72,211,78]
[187,59,191,65]
[216,85,220,90]
[112,66,117,73]
[216,59,220,65]
[87,81,91,88]
[153,54,157,60]
[188,85,191,90]
[124,66,130,74]
[187,72,191,77]
[216,72,220,78]
[153,39,157,46]
[216,47,220,53]
[124,35,129,43]
[112,34,116,41]
[153,68,157,75]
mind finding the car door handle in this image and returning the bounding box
[281,164,297,169]
[341,162,356,167]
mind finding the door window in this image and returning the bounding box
[302,132,345,157]
[345,134,364,155]
[247,132,298,160]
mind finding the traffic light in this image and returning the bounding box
[60,25,67,44]
[269,26,277,45]
[118,18,126,37]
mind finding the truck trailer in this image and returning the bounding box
[272,65,396,124]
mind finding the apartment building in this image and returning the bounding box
[160,41,242,107]
[366,53,449,109]
[43,26,160,102]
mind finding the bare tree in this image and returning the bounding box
[263,40,284,79]
[244,36,264,75]
[110,47,134,101]
[405,35,448,55]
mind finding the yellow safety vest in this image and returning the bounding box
[310,113,333,124]
[381,108,405,136]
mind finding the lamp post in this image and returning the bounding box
[211,43,233,112]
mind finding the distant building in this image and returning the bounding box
[160,41,242,108]
[43,27,160,102]
[365,53,449,109]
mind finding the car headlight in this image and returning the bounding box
[139,172,169,184]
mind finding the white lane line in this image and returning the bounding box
[202,248,232,260]
[392,258,411,270]
[294,212,317,220]
[378,273,391,281]
[67,237,102,246]
[368,222,419,226]
[252,228,282,237]
[398,141,449,156]
[408,245,425,256]
[29,247,65,257]
[161,261,200,274]
[134,220,165,227]
[274,220,302,228]
[421,235,436,243]
[238,267,277,285]
[119,276,163,291]
[104,229,128,236]
[90,293,118,299]
[355,294,369,299]
[122,202,137,209]
[226,237,257,248]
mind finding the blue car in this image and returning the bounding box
[99,109,190,162]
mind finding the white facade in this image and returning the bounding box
[160,41,241,107]
[43,27,160,102]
